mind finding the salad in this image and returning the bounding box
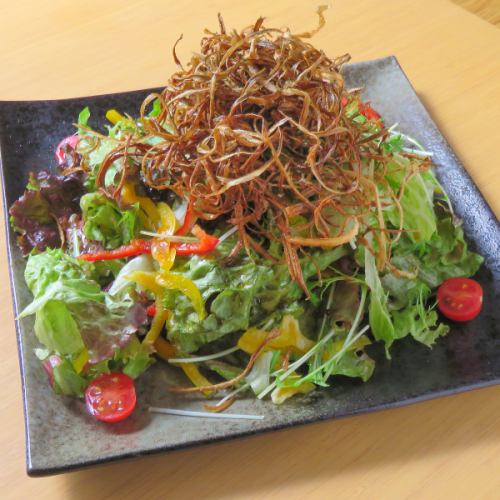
[9,10,484,422]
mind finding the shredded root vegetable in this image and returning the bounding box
[94,7,431,291]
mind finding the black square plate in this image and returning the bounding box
[1,56,499,476]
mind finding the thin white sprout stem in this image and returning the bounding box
[149,407,264,420]
[257,287,367,399]
[402,147,433,157]
[311,284,336,371]
[214,383,250,407]
[404,134,426,151]
[218,225,238,243]
[303,324,370,382]
[387,122,399,133]
[168,346,239,364]
[213,288,368,405]
[139,230,198,242]
[72,229,80,257]
[390,130,426,151]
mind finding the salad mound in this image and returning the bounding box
[9,11,483,415]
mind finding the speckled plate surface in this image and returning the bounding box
[1,56,499,476]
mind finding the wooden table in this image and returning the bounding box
[453,0,500,26]
[0,1,499,498]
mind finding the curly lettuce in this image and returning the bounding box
[80,192,141,249]
[19,249,149,395]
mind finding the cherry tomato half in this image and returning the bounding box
[437,277,483,322]
[85,372,136,423]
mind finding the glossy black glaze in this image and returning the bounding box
[0,56,498,476]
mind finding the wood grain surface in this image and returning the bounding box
[0,1,499,499]
[453,0,500,26]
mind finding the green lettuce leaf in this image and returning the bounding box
[247,351,274,394]
[24,248,95,298]
[80,192,140,249]
[388,280,450,347]
[204,360,243,381]
[52,359,87,396]
[379,211,482,349]
[390,216,483,289]
[20,279,104,317]
[77,106,91,135]
[21,248,149,371]
[165,247,345,353]
[148,98,161,118]
[117,336,155,379]
[70,296,147,363]
[34,300,84,355]
[326,350,375,382]
[165,260,273,352]
[364,242,396,355]
[386,157,436,242]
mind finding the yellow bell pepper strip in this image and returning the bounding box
[121,181,160,230]
[151,240,176,272]
[124,257,210,392]
[238,315,314,355]
[151,201,177,271]
[105,109,137,128]
[153,336,177,359]
[72,348,89,374]
[125,270,168,345]
[106,109,126,125]
[125,270,163,296]
[153,336,212,396]
[144,298,170,345]
[128,269,205,321]
[178,364,213,396]
[156,202,176,234]
[155,271,205,320]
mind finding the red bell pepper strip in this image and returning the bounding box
[78,239,153,261]
[55,134,79,165]
[78,228,219,262]
[358,102,381,122]
[174,225,219,256]
[175,203,197,236]
[78,216,219,261]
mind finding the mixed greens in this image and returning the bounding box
[9,12,483,416]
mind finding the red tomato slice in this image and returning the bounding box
[437,277,483,322]
[85,372,136,423]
